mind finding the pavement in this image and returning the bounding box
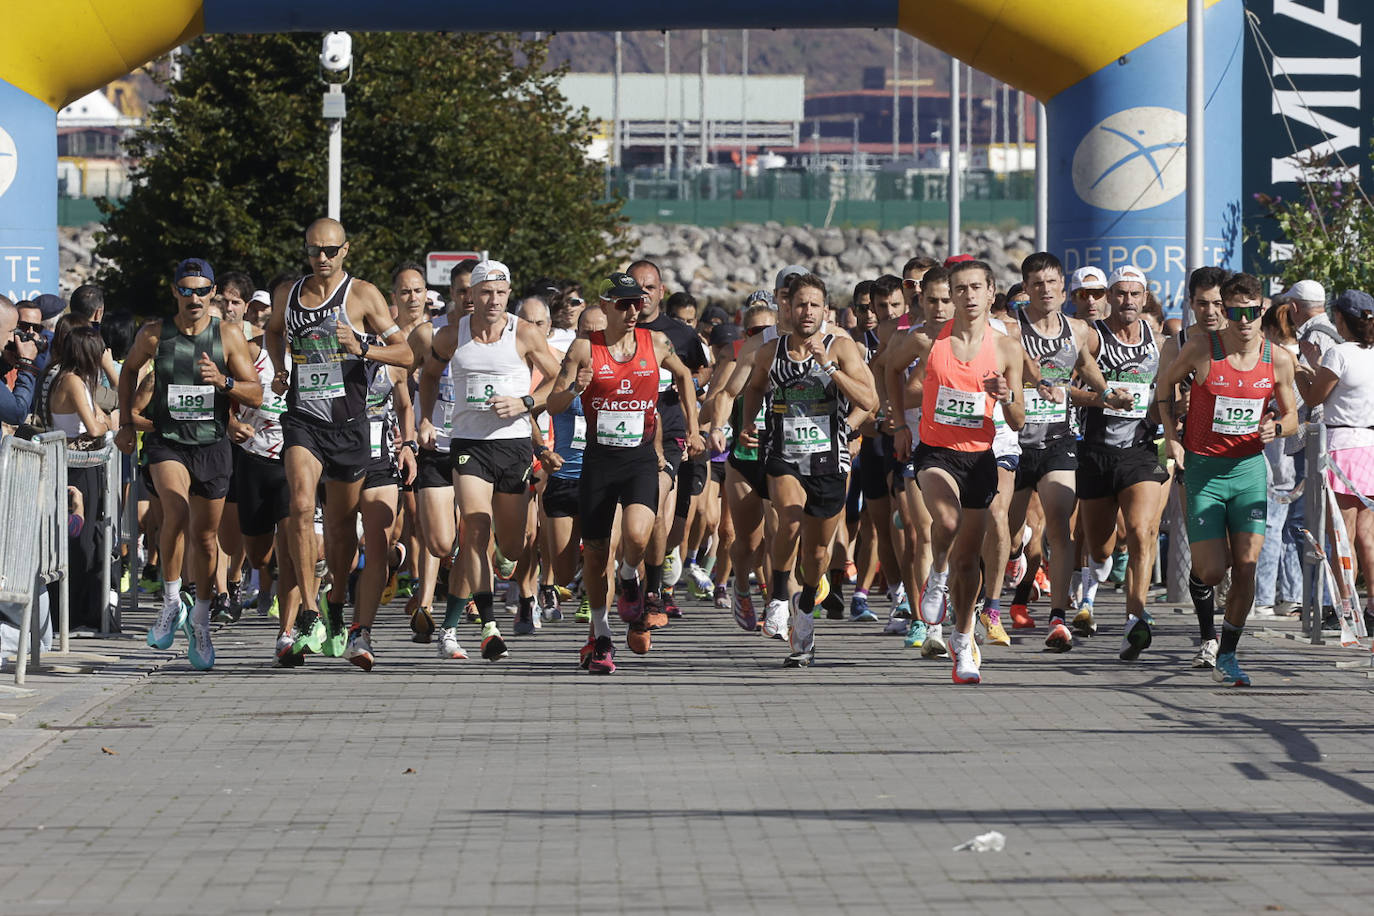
[2,582,1373,915]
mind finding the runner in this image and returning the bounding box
[1077,266,1171,659]
[545,271,702,673]
[265,219,415,663]
[738,273,877,666]
[418,258,559,662]
[1156,272,1298,685]
[117,258,262,670]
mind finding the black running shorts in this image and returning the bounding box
[1076,441,1168,500]
[579,442,659,540]
[282,412,369,484]
[450,438,533,495]
[234,450,289,537]
[145,434,233,500]
[913,442,998,510]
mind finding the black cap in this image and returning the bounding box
[599,271,648,301]
[709,322,744,348]
[1334,290,1374,321]
[34,293,66,320]
[700,305,730,326]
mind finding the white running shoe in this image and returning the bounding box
[921,625,949,659]
[788,598,815,657]
[883,614,910,636]
[950,630,982,684]
[662,548,682,588]
[146,596,185,649]
[762,599,790,640]
[919,573,949,626]
[436,627,468,660]
[1192,637,1219,669]
[686,564,714,599]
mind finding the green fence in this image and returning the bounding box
[618,198,1032,229]
[59,197,107,226]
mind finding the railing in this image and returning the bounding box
[66,434,122,637]
[0,433,65,686]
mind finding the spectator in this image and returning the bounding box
[1278,279,1338,364]
[69,284,105,324]
[0,297,41,425]
[1255,301,1304,617]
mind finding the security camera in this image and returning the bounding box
[320,32,353,73]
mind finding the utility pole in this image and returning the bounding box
[740,29,748,190]
[948,54,961,258]
[663,31,671,174]
[699,30,708,168]
[612,31,622,169]
[891,30,900,159]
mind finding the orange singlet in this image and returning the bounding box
[919,322,999,452]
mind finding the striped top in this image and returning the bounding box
[765,333,851,476]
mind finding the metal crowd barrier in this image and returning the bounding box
[0,433,63,685]
[1302,424,1327,646]
[66,433,121,636]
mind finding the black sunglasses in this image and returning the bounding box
[177,284,214,298]
[17,321,43,334]
[612,297,644,312]
[305,244,345,259]
[567,297,585,307]
[745,325,768,337]
[1226,305,1262,322]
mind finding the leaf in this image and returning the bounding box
[101,746,118,755]
[402,767,416,775]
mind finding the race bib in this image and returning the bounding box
[933,385,986,429]
[369,420,384,459]
[596,410,645,447]
[258,394,286,420]
[782,415,833,459]
[464,373,513,411]
[1103,381,1152,419]
[298,362,343,401]
[1212,395,1264,436]
[1024,386,1067,425]
[168,384,214,422]
[437,374,456,433]
[571,415,587,450]
[658,367,674,393]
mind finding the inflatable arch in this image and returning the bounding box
[0,0,1239,310]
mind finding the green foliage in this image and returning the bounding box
[1252,150,1374,295]
[97,33,626,312]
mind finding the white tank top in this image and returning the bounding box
[242,346,286,459]
[430,313,455,454]
[447,313,532,441]
[988,317,1021,459]
[51,382,93,439]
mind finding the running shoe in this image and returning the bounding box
[1118,614,1152,662]
[321,599,346,658]
[395,573,416,599]
[1032,566,1050,599]
[686,563,713,599]
[494,547,516,580]
[513,609,537,636]
[883,613,910,636]
[713,584,728,609]
[185,618,215,671]
[344,625,374,671]
[579,637,596,670]
[1212,651,1251,687]
[616,585,645,624]
[480,621,508,661]
[588,635,616,674]
[785,598,815,667]
[892,594,912,620]
[275,633,303,668]
[662,549,682,588]
[642,592,668,629]
[119,565,132,594]
[225,581,243,622]
[950,630,982,684]
[919,575,948,626]
[849,593,877,622]
[981,613,1012,647]
[138,564,161,594]
[1004,551,1027,588]
[814,572,831,609]
[1009,604,1036,630]
[1192,638,1219,669]
[1072,604,1098,636]
[904,619,928,648]
[762,599,790,640]
[820,584,846,620]
[920,625,948,659]
[626,618,652,655]
[409,600,435,644]
[146,596,186,650]
[554,584,573,602]
[262,593,279,618]
[293,609,327,655]
[731,584,758,632]
[1044,620,1073,652]
[664,590,683,619]
[540,585,562,623]
[575,595,591,623]
[436,627,467,660]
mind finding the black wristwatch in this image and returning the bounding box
[521,394,536,411]
[402,440,419,454]
[358,338,371,358]
[222,376,235,392]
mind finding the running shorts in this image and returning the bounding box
[1014,437,1077,492]
[1184,451,1267,542]
[1077,441,1168,500]
[145,434,233,500]
[543,475,581,519]
[580,442,659,540]
[765,458,847,519]
[414,448,452,491]
[913,442,998,510]
[282,413,369,483]
[450,438,532,495]
[235,450,289,537]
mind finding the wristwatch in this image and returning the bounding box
[222,376,235,392]
[402,440,419,454]
[521,394,536,411]
[358,338,370,358]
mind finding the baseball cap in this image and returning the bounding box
[700,304,730,326]
[1274,279,1326,305]
[34,293,66,320]
[174,258,215,284]
[709,322,744,348]
[1333,290,1374,321]
[249,289,271,308]
[1107,265,1147,288]
[469,259,511,287]
[599,271,648,301]
[943,254,975,268]
[745,289,776,310]
[1069,266,1107,293]
[426,289,444,311]
[774,265,808,291]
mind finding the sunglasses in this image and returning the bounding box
[745,325,768,337]
[567,297,585,307]
[902,278,921,290]
[1008,299,1030,309]
[17,321,42,334]
[177,284,214,298]
[1076,288,1106,298]
[612,297,645,312]
[1226,305,1262,322]
[305,244,345,259]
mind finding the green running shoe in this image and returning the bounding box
[320,598,347,657]
[292,609,327,655]
[574,594,591,623]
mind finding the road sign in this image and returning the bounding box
[426,251,483,287]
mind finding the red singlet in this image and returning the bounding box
[1183,331,1274,459]
[584,327,659,448]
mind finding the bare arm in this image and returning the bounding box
[345,282,412,369]
[202,322,264,408]
[1263,347,1300,442]
[737,339,777,443]
[266,287,290,395]
[545,339,593,418]
[416,324,457,449]
[658,333,703,457]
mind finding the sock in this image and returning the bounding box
[985,597,1001,622]
[1189,572,1216,640]
[645,563,663,596]
[1050,607,1066,625]
[684,552,697,567]
[519,595,535,620]
[164,578,182,606]
[1094,554,1114,583]
[618,559,638,580]
[854,587,869,598]
[827,568,846,604]
[1219,619,1243,655]
[1082,570,1100,607]
[591,606,613,640]
[887,582,906,603]
[191,598,211,628]
[443,594,468,629]
[771,569,791,602]
[474,591,495,625]
[799,584,817,614]
[1012,578,1033,606]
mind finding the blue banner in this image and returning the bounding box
[0,79,58,301]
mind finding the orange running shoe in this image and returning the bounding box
[1045,621,1073,652]
[627,618,652,655]
[1009,604,1036,629]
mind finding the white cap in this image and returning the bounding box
[470,259,511,286]
[1069,266,1107,293]
[1274,279,1325,304]
[249,289,271,306]
[1108,265,1148,288]
[426,289,444,309]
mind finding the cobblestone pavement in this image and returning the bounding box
[2,587,1373,914]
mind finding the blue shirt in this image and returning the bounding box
[550,397,585,480]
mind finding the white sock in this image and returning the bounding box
[887,582,906,603]
[618,560,639,581]
[591,606,613,640]
[927,568,949,590]
[1094,555,1114,583]
[1082,573,1100,607]
[191,598,211,629]
[164,578,182,605]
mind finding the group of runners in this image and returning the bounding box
[119,217,1299,685]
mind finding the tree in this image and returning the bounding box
[97,33,626,310]
[1252,149,1374,296]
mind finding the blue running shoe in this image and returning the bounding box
[1212,651,1251,687]
[185,617,215,671]
[904,619,928,648]
[146,598,186,649]
[850,593,878,622]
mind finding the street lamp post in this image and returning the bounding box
[319,31,353,221]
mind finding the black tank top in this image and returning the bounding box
[150,317,228,446]
[284,274,369,423]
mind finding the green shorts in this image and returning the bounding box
[1183,451,1267,543]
